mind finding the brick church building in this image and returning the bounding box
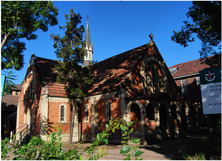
[16,19,195,144]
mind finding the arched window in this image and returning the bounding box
[24,73,36,100]
[145,61,164,94]
[152,66,156,90]
[60,105,65,122]
[106,101,112,121]
[84,105,89,121]
[130,104,141,121]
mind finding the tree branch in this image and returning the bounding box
[1,32,10,51]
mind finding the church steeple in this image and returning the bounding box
[83,15,93,67]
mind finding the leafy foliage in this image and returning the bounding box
[2,131,82,160]
[179,119,221,160]
[1,118,144,160]
[179,138,208,160]
[51,8,94,103]
[171,1,221,67]
[2,70,17,95]
[119,120,144,160]
[1,1,58,70]
[1,137,11,160]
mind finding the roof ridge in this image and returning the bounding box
[35,56,59,62]
[169,57,202,68]
[94,43,148,66]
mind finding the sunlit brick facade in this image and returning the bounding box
[16,37,199,144]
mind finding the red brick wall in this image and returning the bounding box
[80,100,92,122]
[48,101,72,133]
[97,97,121,122]
[79,96,121,134]
[17,65,42,134]
[125,42,179,98]
[175,77,201,101]
[79,122,91,133]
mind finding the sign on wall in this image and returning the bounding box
[199,67,221,114]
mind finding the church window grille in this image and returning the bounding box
[84,105,89,121]
[106,101,112,121]
[60,105,65,122]
[151,66,159,92]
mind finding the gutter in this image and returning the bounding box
[173,72,199,80]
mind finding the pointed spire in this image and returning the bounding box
[85,14,91,47]
[83,14,93,67]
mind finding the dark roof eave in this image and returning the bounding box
[125,93,181,102]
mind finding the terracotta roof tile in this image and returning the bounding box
[35,44,148,96]
[88,44,147,95]
[169,58,210,78]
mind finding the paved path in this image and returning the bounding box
[62,137,186,160]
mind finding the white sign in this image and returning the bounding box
[199,67,221,114]
[201,82,221,114]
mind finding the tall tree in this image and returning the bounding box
[171,1,221,67]
[1,1,58,70]
[51,8,93,144]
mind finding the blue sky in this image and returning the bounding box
[3,1,203,85]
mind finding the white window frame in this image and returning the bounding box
[196,77,200,85]
[60,105,66,122]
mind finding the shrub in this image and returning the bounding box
[1,118,144,160]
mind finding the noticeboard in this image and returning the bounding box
[199,67,221,114]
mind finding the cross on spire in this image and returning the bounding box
[87,14,89,21]
[149,33,154,40]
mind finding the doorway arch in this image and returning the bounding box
[130,104,141,121]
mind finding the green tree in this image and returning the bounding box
[50,8,94,144]
[1,1,58,70]
[171,1,221,67]
[2,70,17,95]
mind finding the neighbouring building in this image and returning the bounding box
[169,58,214,130]
[16,19,197,144]
[2,84,22,138]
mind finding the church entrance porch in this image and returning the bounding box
[126,94,182,144]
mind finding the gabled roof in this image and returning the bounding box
[33,43,148,97]
[88,44,147,95]
[169,58,210,78]
[11,84,23,91]
[35,57,66,97]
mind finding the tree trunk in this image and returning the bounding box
[1,32,10,51]
[69,101,75,144]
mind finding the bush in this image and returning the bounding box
[179,138,208,160]
[1,118,144,160]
